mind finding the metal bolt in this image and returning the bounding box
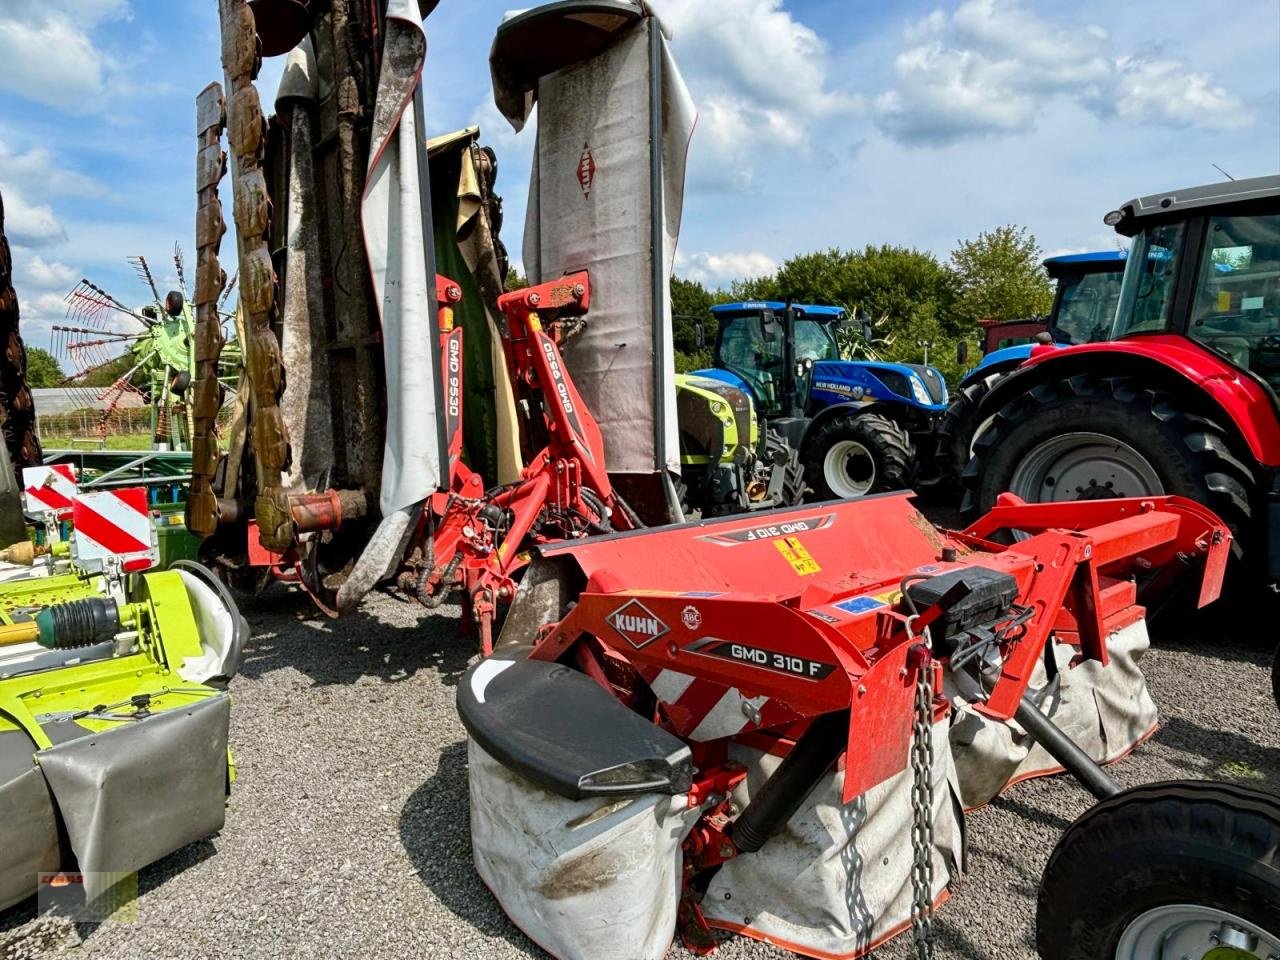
[528,292,541,305]
[572,283,585,297]
[857,684,867,696]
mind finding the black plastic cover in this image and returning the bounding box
[907,566,1018,640]
[457,652,693,801]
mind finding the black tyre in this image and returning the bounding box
[1271,642,1280,714]
[960,375,1254,558]
[1036,780,1280,959]
[930,376,997,497]
[763,426,808,508]
[803,412,913,501]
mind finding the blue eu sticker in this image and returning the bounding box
[834,596,886,615]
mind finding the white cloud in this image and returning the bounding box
[875,0,1250,145]
[0,143,107,199]
[676,250,777,288]
[649,0,861,190]
[1,192,67,247]
[22,255,79,290]
[0,1,133,112]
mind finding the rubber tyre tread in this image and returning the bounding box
[959,374,1255,561]
[1036,779,1280,959]
[803,411,914,500]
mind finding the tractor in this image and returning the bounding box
[674,372,805,517]
[961,173,1280,587]
[931,250,1126,492]
[692,300,949,500]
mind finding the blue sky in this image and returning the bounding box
[1,0,1277,361]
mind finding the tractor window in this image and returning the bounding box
[1055,271,1123,345]
[1112,222,1183,338]
[717,314,782,412]
[1188,214,1280,390]
[792,320,839,362]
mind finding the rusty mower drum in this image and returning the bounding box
[455,493,1280,960]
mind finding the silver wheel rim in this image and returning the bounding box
[823,440,875,498]
[1115,903,1280,959]
[1008,431,1163,503]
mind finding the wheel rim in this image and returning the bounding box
[823,440,875,498]
[1115,903,1280,959]
[1008,431,1163,503]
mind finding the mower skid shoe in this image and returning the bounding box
[946,618,1158,810]
[461,651,700,960]
[700,719,964,960]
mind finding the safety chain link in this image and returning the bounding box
[909,638,937,960]
[218,0,293,552]
[188,80,229,538]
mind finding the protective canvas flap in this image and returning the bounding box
[522,17,692,479]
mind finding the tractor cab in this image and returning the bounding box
[707,301,843,418]
[1109,187,1280,392]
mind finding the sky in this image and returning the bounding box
[1,0,1277,362]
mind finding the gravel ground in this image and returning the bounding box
[2,566,1278,960]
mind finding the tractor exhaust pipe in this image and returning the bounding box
[732,710,848,853]
[1013,695,1121,800]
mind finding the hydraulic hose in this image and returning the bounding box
[732,710,849,853]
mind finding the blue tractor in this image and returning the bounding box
[692,301,949,499]
[931,251,1126,491]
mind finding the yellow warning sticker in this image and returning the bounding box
[775,536,821,575]
[873,589,903,605]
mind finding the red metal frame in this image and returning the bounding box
[414,272,639,651]
[523,492,1229,952]
[1018,334,1280,466]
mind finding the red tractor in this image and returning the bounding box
[962,174,1280,587]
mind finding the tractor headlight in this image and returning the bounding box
[910,375,931,405]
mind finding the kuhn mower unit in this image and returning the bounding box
[458,493,1280,959]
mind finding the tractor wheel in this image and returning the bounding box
[764,426,808,507]
[1271,642,1280,714]
[961,375,1254,557]
[803,412,913,500]
[1036,780,1280,960]
[931,376,997,497]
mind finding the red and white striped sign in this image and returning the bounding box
[71,487,158,572]
[641,666,799,742]
[22,465,77,517]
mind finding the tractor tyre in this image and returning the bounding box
[930,375,997,498]
[764,426,808,507]
[1271,642,1280,714]
[1036,780,1280,960]
[803,412,913,501]
[960,375,1254,559]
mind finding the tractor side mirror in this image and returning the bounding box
[956,341,969,366]
[695,322,705,349]
[762,317,782,343]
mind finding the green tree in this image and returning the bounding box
[24,347,64,387]
[949,225,1053,329]
[671,275,715,356]
[504,267,528,292]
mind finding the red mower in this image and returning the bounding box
[458,492,1280,960]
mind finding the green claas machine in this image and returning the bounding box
[0,505,245,912]
[674,372,805,516]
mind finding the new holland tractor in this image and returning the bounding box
[962,174,1280,584]
[692,300,949,500]
[931,251,1126,492]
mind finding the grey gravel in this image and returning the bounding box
[2,571,1277,960]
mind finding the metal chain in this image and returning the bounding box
[909,636,937,960]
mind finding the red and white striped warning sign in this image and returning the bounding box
[22,465,77,516]
[641,666,799,743]
[71,487,158,572]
